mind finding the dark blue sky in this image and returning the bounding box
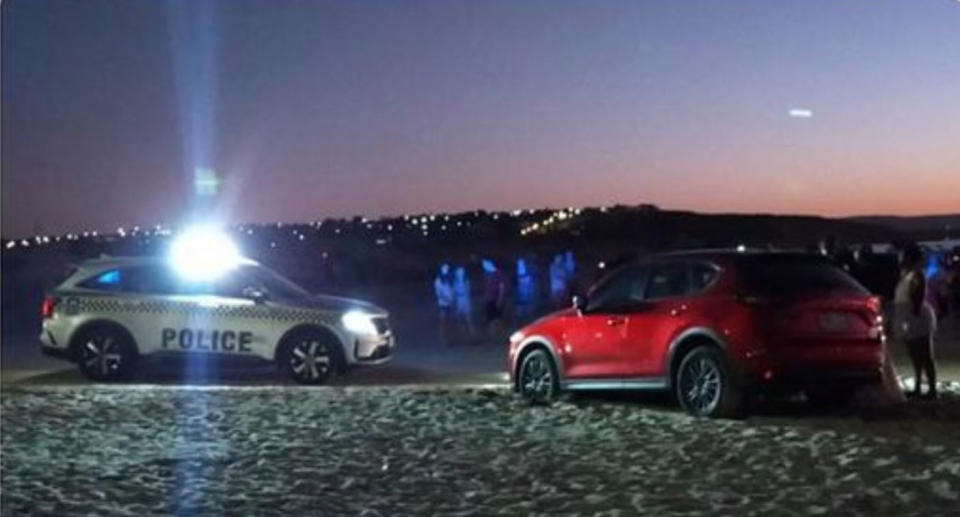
[3,0,959,237]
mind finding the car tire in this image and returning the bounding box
[279,329,343,385]
[75,324,138,382]
[675,346,743,418]
[517,348,560,405]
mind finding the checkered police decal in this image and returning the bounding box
[67,296,338,326]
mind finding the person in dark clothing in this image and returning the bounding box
[852,244,880,295]
[482,259,507,340]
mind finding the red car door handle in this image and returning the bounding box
[606,316,626,326]
[670,304,688,316]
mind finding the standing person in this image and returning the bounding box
[819,235,854,272]
[515,258,535,323]
[564,250,577,278]
[818,235,838,259]
[949,248,960,331]
[926,254,950,320]
[852,244,879,295]
[482,259,507,341]
[563,250,580,299]
[434,264,454,346]
[452,266,474,342]
[893,244,938,400]
[549,254,568,308]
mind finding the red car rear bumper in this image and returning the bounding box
[738,340,884,388]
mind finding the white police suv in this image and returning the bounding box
[39,256,395,384]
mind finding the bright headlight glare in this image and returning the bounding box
[342,311,377,335]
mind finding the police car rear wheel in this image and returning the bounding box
[76,326,136,382]
[283,336,339,385]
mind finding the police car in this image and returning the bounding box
[39,256,395,384]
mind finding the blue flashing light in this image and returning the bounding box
[97,270,121,285]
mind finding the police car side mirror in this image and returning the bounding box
[242,287,268,304]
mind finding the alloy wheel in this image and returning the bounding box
[520,353,554,401]
[80,335,124,378]
[680,356,722,415]
[290,340,332,383]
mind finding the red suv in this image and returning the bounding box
[507,250,885,417]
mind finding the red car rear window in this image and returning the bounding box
[739,256,868,297]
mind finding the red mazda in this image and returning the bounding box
[507,250,885,417]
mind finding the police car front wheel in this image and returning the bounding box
[280,331,342,385]
[75,325,138,382]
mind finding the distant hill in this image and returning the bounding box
[543,207,904,252]
[845,214,960,240]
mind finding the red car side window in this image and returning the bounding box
[645,264,690,300]
[586,266,648,312]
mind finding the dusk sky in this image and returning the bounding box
[3,0,959,237]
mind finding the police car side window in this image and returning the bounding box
[78,269,124,292]
[207,270,255,299]
[122,266,180,295]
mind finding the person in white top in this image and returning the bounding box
[893,244,938,400]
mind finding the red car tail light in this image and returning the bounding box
[41,296,59,319]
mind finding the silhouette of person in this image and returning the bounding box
[452,266,474,341]
[515,258,535,323]
[482,259,506,340]
[549,254,568,308]
[564,250,579,298]
[434,263,454,346]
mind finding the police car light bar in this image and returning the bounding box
[169,225,243,281]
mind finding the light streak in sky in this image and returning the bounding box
[788,109,813,118]
[167,1,220,211]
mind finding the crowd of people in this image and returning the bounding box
[426,236,960,403]
[432,252,580,346]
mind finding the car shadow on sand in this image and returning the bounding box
[7,360,509,388]
[563,388,960,426]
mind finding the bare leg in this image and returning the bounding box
[907,338,924,397]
